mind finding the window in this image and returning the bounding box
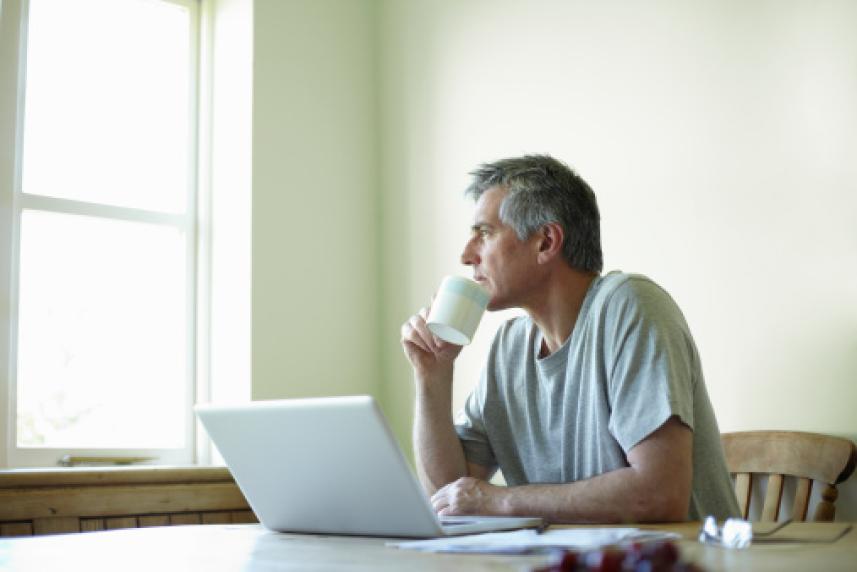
[1,0,201,466]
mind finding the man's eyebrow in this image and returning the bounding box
[471,222,493,231]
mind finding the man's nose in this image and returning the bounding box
[461,238,479,266]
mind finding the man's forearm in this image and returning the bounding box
[496,465,688,523]
[435,418,693,523]
[412,370,468,495]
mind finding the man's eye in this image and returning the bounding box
[479,229,490,237]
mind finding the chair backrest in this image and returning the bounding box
[721,431,857,522]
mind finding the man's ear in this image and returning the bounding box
[535,223,564,264]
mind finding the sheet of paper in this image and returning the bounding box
[389,528,681,554]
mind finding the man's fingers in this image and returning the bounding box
[431,489,448,513]
[405,339,432,357]
[410,310,441,353]
[419,299,443,350]
[434,335,458,351]
[401,320,431,354]
[435,496,460,516]
[401,311,439,354]
[432,481,468,515]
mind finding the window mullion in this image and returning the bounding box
[0,0,29,470]
[19,193,190,229]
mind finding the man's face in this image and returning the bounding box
[460,186,542,311]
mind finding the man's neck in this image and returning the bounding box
[524,269,598,358]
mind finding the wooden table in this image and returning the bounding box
[0,522,853,571]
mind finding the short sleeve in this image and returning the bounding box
[454,367,497,468]
[604,278,697,452]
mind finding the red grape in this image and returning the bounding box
[531,541,702,572]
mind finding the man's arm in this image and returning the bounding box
[413,370,494,493]
[402,307,494,494]
[431,416,693,523]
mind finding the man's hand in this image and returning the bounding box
[400,304,463,380]
[431,477,505,516]
[405,302,470,494]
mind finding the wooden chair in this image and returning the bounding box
[721,431,857,522]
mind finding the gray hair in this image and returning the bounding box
[465,154,603,273]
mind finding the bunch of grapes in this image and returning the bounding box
[533,541,704,572]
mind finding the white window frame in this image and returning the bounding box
[0,0,206,467]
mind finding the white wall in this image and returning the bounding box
[376,0,857,518]
[244,0,856,518]
[251,0,380,401]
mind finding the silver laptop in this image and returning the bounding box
[195,396,542,538]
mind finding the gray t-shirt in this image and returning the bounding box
[455,271,740,520]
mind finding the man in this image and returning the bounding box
[400,155,739,523]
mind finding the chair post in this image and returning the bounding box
[813,484,838,522]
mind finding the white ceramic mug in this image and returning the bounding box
[426,276,489,345]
